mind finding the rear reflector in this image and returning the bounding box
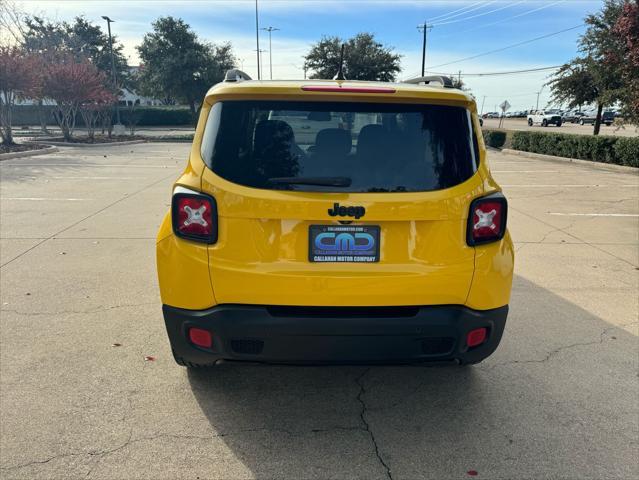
[467,192,507,246]
[171,190,218,244]
[188,328,213,348]
[467,328,487,347]
[301,85,396,93]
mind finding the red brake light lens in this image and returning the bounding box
[171,191,218,244]
[467,193,507,246]
[467,327,487,347]
[301,85,396,93]
[188,327,213,349]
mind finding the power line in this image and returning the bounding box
[425,65,562,77]
[426,24,585,70]
[427,1,495,23]
[431,1,526,27]
[435,0,566,39]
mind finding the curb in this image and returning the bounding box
[500,148,638,174]
[0,145,59,161]
[30,139,146,148]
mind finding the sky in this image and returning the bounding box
[20,0,604,110]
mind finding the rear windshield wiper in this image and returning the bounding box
[268,176,352,187]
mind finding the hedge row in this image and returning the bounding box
[482,129,509,149]
[510,131,639,167]
[118,107,192,126]
[11,105,193,127]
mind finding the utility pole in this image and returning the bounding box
[261,26,279,80]
[417,22,432,76]
[535,84,545,111]
[254,0,261,79]
[101,15,122,131]
[254,49,267,74]
[480,95,486,115]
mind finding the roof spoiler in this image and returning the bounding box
[224,69,252,82]
[403,75,454,88]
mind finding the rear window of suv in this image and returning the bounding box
[201,100,478,193]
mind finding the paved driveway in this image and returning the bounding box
[1,144,637,479]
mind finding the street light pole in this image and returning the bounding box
[261,26,279,80]
[101,15,121,128]
[254,0,261,79]
[417,22,432,76]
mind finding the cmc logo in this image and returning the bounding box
[314,232,374,251]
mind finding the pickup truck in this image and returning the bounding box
[527,110,562,127]
[579,110,615,126]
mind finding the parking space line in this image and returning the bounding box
[548,213,639,217]
[1,197,87,201]
[0,164,172,168]
[502,184,638,187]
[492,170,559,173]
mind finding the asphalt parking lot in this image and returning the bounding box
[483,117,639,137]
[1,143,637,479]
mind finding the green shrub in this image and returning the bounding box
[119,107,192,126]
[482,129,508,148]
[613,137,639,167]
[511,130,638,167]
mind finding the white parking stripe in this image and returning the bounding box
[548,213,639,217]
[503,184,638,187]
[0,164,172,168]
[1,197,87,201]
[50,176,139,180]
[492,170,559,173]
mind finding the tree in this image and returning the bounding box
[43,60,113,141]
[0,47,41,145]
[548,0,632,134]
[612,0,639,125]
[136,17,235,120]
[20,15,128,132]
[304,33,401,81]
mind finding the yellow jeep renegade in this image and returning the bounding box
[156,70,514,367]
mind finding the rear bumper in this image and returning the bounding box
[163,304,508,365]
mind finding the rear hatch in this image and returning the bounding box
[199,97,483,306]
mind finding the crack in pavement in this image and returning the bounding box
[355,368,393,480]
[0,302,157,317]
[1,425,373,474]
[485,322,639,370]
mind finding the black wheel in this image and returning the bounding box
[605,122,612,126]
[528,118,533,126]
[556,120,562,127]
[542,119,548,127]
[579,119,585,125]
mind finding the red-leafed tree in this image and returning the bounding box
[612,0,639,125]
[43,60,114,141]
[0,46,41,145]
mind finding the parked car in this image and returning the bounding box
[579,110,615,126]
[562,110,586,123]
[157,70,514,367]
[527,109,562,127]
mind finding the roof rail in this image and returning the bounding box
[224,69,252,82]
[403,75,454,88]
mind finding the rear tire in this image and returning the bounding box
[580,119,585,125]
[556,120,562,127]
[542,119,548,127]
[528,118,533,126]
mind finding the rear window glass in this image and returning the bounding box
[201,100,478,193]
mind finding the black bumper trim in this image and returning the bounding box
[163,304,508,366]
